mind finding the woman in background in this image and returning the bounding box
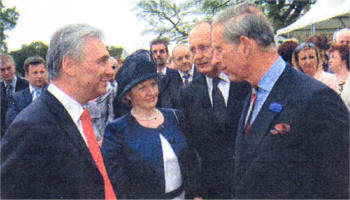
[328,43,350,109]
[292,42,338,92]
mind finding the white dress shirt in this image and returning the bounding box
[47,83,87,144]
[178,65,195,84]
[206,71,230,107]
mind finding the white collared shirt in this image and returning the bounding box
[178,65,194,84]
[206,71,230,106]
[47,83,87,144]
[29,84,43,100]
[157,66,168,75]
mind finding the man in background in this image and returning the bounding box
[6,56,48,128]
[171,44,200,86]
[0,54,28,137]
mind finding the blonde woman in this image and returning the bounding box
[292,42,338,92]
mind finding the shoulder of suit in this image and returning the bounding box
[11,88,30,100]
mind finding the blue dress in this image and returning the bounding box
[101,108,200,199]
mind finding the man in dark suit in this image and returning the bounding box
[6,56,48,128]
[150,37,183,108]
[178,21,250,199]
[1,24,117,199]
[171,44,201,86]
[0,54,29,138]
[212,3,349,199]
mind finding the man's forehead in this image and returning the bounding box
[0,62,14,68]
[152,44,166,49]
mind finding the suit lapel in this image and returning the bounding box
[235,66,295,177]
[22,89,32,108]
[42,91,97,167]
[197,74,211,109]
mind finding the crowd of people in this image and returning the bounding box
[0,3,349,199]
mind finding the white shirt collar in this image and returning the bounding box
[47,83,84,126]
[157,66,167,75]
[4,75,17,88]
[178,65,194,77]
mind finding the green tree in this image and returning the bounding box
[0,1,20,53]
[10,41,48,76]
[135,0,315,43]
[107,46,124,58]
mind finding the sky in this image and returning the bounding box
[3,0,160,56]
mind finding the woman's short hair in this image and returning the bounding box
[329,43,350,71]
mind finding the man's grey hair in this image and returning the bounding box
[46,23,104,81]
[333,28,350,42]
[213,3,275,49]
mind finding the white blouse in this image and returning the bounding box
[159,134,185,199]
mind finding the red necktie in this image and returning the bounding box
[81,109,117,200]
[244,88,257,138]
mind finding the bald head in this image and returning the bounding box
[172,44,192,73]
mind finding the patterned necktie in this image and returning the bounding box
[80,109,117,200]
[183,74,190,86]
[6,84,13,97]
[32,89,41,101]
[244,88,257,138]
[212,77,226,125]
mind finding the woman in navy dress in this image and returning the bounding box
[101,50,200,199]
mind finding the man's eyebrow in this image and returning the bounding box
[97,55,110,63]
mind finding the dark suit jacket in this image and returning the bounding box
[234,65,349,199]
[5,85,48,128]
[177,73,250,198]
[101,108,200,199]
[177,66,201,87]
[5,88,32,128]
[1,90,105,199]
[157,68,183,109]
[1,77,29,137]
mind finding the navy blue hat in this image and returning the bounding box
[116,49,157,100]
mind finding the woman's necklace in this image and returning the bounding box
[131,109,159,121]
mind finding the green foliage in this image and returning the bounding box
[107,46,124,58]
[135,0,195,43]
[135,0,315,44]
[0,1,20,53]
[255,0,316,31]
[10,41,48,76]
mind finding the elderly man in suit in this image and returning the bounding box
[212,3,349,199]
[171,44,200,86]
[177,21,250,199]
[1,24,117,199]
[6,56,48,128]
[0,54,29,137]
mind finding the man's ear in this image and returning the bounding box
[238,35,254,58]
[61,56,77,77]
